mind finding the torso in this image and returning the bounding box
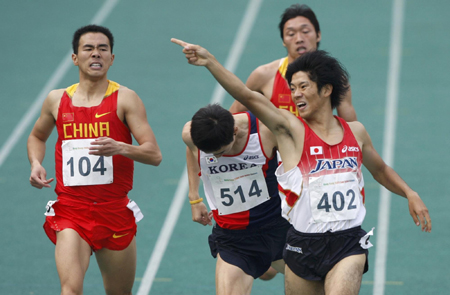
[276,116,366,233]
[54,80,134,202]
[199,112,281,230]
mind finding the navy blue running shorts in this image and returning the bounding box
[283,226,369,281]
[208,217,291,278]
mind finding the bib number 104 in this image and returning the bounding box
[317,189,357,212]
[66,156,107,177]
[220,180,262,206]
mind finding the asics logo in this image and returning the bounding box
[341,145,359,153]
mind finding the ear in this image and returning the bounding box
[321,84,333,98]
[72,53,78,66]
[110,53,115,66]
[316,31,322,43]
[234,126,238,135]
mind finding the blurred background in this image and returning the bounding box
[0,0,448,294]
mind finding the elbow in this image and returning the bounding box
[152,152,162,166]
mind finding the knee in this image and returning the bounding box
[61,284,83,295]
[104,287,132,295]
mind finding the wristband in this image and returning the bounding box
[189,198,203,205]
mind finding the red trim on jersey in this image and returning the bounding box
[278,184,301,207]
[212,209,250,229]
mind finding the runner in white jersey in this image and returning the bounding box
[183,104,290,295]
[172,38,431,295]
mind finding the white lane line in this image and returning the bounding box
[373,0,405,294]
[136,0,263,294]
[0,0,120,168]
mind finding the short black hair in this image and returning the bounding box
[190,104,235,153]
[286,50,350,109]
[72,24,114,54]
[279,4,321,48]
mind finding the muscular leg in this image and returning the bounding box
[55,229,92,295]
[324,254,366,295]
[95,237,136,295]
[215,253,254,295]
[285,264,324,295]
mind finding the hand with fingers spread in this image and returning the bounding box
[407,192,432,232]
[171,38,212,66]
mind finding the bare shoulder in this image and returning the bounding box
[117,85,144,111]
[182,121,194,146]
[347,121,369,142]
[118,85,139,101]
[45,88,65,116]
[347,121,366,133]
[47,88,65,104]
[249,59,281,81]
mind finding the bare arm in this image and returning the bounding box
[352,122,431,232]
[90,88,162,166]
[182,122,212,226]
[229,63,275,113]
[336,85,357,121]
[27,90,61,188]
[171,38,288,136]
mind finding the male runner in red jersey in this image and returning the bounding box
[172,38,431,295]
[229,4,357,122]
[27,25,162,295]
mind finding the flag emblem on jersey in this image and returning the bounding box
[205,156,218,164]
[278,94,291,104]
[310,146,323,155]
[62,113,74,122]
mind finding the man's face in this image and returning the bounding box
[72,32,114,78]
[289,71,330,119]
[282,16,321,60]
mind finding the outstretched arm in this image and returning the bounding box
[353,122,431,232]
[182,122,212,226]
[171,38,288,134]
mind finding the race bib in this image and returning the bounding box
[208,165,270,215]
[62,139,113,186]
[309,171,360,223]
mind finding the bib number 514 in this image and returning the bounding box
[220,179,262,206]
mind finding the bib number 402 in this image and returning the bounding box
[220,179,262,206]
[317,189,357,212]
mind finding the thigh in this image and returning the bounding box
[285,264,324,295]
[95,237,136,295]
[271,258,285,274]
[324,254,366,295]
[216,253,254,295]
[55,229,92,292]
